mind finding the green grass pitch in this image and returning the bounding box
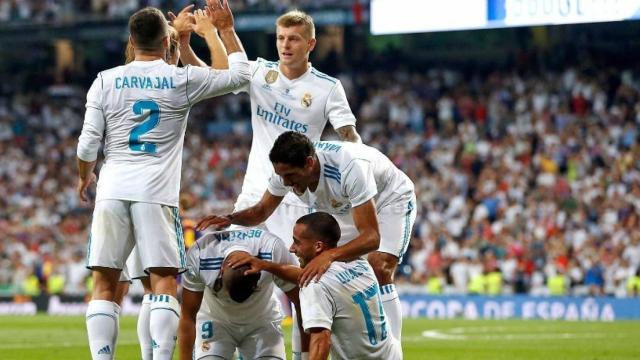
[1,315,639,359]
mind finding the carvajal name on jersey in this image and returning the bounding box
[256,104,309,133]
[115,76,176,90]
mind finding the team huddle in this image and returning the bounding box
[76,1,416,359]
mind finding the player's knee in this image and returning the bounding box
[91,267,121,300]
[147,267,179,277]
[368,252,398,285]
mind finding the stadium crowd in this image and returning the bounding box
[1,54,639,298]
[0,0,364,23]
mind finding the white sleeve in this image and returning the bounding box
[77,77,105,162]
[326,80,356,130]
[232,60,259,94]
[300,282,334,332]
[268,236,298,292]
[343,160,377,207]
[182,245,206,292]
[187,52,251,104]
[267,172,290,197]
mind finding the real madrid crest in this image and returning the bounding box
[302,92,313,108]
[265,70,279,84]
[201,341,211,351]
[330,198,343,208]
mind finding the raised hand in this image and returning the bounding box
[167,4,195,35]
[193,8,216,38]
[206,0,234,31]
[195,214,232,231]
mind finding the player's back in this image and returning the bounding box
[92,60,190,206]
[186,229,296,325]
[302,259,401,359]
[315,141,414,209]
[88,55,250,206]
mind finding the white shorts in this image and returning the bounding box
[377,192,417,261]
[330,193,417,261]
[234,194,311,248]
[119,246,148,282]
[87,199,186,272]
[194,312,285,360]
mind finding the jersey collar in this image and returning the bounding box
[278,62,313,83]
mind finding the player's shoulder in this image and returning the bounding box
[308,65,339,87]
[98,65,125,80]
[327,259,374,284]
[254,229,287,250]
[192,233,222,253]
[314,140,346,154]
[314,140,361,164]
[250,58,277,81]
[255,57,279,70]
[301,276,331,297]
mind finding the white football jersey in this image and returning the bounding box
[236,58,356,206]
[77,53,250,206]
[268,141,414,214]
[300,259,401,360]
[182,229,298,325]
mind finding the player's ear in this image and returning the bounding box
[161,35,170,49]
[307,37,316,52]
[305,156,314,170]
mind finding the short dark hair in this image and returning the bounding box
[296,212,341,248]
[223,264,260,303]
[269,131,315,168]
[129,7,168,52]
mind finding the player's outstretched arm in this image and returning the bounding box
[196,191,283,230]
[168,4,207,67]
[177,288,204,360]
[298,200,380,287]
[336,125,362,143]
[308,328,332,360]
[193,7,228,69]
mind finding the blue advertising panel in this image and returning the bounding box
[400,295,640,320]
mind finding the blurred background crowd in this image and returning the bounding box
[1,0,639,299]
[0,0,365,23]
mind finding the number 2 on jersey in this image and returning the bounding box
[129,100,160,153]
[351,283,388,346]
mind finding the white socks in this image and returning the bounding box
[380,284,402,341]
[137,294,153,360]
[149,294,180,360]
[86,300,119,360]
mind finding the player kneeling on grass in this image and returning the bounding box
[228,212,402,360]
[178,228,308,360]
